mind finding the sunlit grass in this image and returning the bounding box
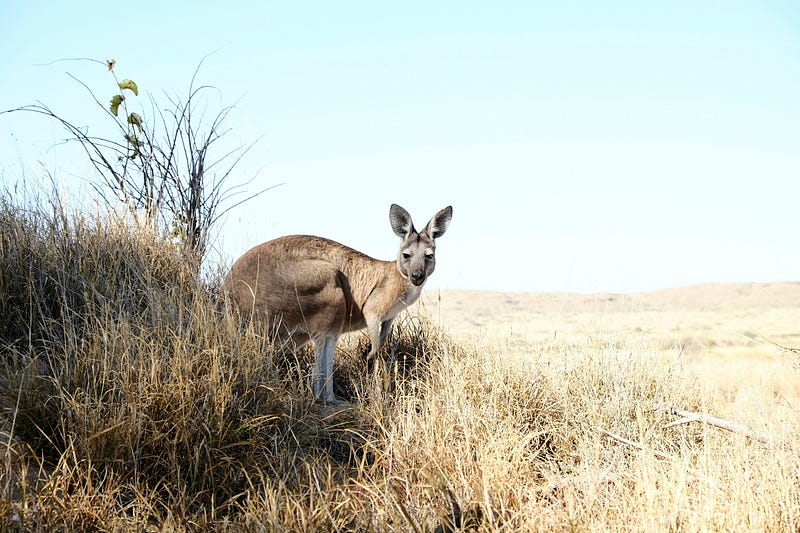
[0,190,798,531]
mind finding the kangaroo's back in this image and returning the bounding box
[226,235,370,333]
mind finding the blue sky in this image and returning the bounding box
[2,1,799,293]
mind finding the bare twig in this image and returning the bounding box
[33,57,107,67]
[761,336,800,360]
[761,335,800,353]
[661,417,698,429]
[655,405,770,444]
[596,426,672,460]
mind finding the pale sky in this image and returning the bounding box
[1,1,799,293]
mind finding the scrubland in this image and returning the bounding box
[1,192,798,531]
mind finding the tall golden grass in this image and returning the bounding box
[0,190,797,531]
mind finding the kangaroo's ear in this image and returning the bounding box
[389,204,415,238]
[424,206,453,240]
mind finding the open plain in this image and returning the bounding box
[420,282,800,439]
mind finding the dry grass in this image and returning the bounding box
[418,286,800,531]
[0,190,798,531]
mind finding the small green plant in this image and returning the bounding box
[1,56,269,268]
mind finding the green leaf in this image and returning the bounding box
[124,134,141,148]
[118,79,139,96]
[109,94,124,116]
[127,112,143,132]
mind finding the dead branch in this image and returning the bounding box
[661,417,697,429]
[761,336,800,361]
[761,335,800,370]
[655,405,770,444]
[596,426,672,460]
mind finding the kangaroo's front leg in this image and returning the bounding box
[365,317,394,360]
[379,317,395,351]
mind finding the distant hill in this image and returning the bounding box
[421,282,800,315]
[417,282,800,345]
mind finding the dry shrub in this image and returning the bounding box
[0,193,290,529]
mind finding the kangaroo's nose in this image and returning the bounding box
[410,271,425,285]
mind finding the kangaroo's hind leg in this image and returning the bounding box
[312,334,345,405]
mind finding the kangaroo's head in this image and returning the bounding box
[389,204,453,287]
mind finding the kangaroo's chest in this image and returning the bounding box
[382,283,423,321]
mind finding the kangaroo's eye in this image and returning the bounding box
[402,253,411,259]
[425,253,434,260]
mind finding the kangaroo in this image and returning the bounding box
[224,204,453,404]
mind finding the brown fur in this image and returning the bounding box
[224,205,452,403]
[225,235,413,337]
